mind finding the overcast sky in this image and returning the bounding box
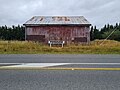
[0,0,120,28]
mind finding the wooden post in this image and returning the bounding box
[62,43,63,48]
[50,43,51,47]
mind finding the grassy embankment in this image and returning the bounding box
[0,40,120,54]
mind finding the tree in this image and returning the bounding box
[90,26,94,41]
[102,28,120,41]
[100,24,107,34]
[93,26,101,39]
[0,25,25,40]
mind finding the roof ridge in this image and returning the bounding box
[24,16,91,25]
[33,16,84,17]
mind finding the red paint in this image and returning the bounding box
[26,25,90,44]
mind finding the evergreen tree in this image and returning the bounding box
[0,25,25,40]
[93,26,101,39]
[109,25,114,29]
[119,23,120,31]
[100,24,107,34]
[107,24,110,31]
[90,26,94,41]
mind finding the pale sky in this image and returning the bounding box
[0,0,120,28]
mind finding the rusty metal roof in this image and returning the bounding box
[24,16,91,26]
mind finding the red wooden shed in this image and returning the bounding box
[23,16,91,44]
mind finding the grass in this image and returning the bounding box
[0,40,120,54]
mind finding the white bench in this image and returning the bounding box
[48,40,65,47]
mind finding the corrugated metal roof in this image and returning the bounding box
[24,16,91,25]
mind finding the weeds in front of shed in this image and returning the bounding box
[0,40,120,54]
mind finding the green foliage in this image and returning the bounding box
[102,29,120,41]
[0,25,25,40]
[90,23,120,41]
[90,26,94,41]
[90,26,101,40]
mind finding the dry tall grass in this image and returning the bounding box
[0,40,120,54]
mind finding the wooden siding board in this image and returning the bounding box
[26,26,90,44]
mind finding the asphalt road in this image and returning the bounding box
[0,70,120,90]
[48,64,120,68]
[0,54,120,63]
[0,54,120,90]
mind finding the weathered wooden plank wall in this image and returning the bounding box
[26,26,90,44]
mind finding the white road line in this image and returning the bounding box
[0,63,25,64]
[0,63,70,68]
[1,63,120,65]
[1,63,120,68]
